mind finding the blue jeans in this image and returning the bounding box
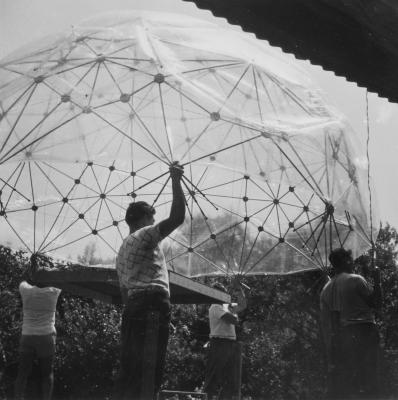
[115,291,171,400]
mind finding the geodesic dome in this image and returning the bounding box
[0,11,376,276]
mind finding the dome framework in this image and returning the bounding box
[0,12,375,276]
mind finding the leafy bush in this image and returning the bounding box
[0,246,28,397]
[54,295,121,400]
[1,223,397,399]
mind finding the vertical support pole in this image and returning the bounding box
[141,311,159,400]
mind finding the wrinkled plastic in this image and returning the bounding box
[0,11,377,276]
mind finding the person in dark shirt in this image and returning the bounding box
[320,248,382,399]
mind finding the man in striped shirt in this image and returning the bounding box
[115,162,185,399]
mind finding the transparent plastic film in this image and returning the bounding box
[0,11,377,275]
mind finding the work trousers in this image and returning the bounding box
[115,291,171,400]
[204,338,241,400]
[328,323,380,399]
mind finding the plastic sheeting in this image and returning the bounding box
[0,11,377,276]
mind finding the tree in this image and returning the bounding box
[355,224,398,396]
[77,242,115,265]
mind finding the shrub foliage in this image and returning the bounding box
[1,224,397,399]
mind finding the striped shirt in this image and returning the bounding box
[116,224,169,297]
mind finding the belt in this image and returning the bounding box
[128,286,169,299]
[210,336,236,341]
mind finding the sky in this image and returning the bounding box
[1,0,398,230]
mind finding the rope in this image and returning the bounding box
[365,90,376,266]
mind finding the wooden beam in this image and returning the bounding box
[54,282,119,304]
[34,267,230,305]
[35,267,116,283]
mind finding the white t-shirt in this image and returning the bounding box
[209,303,236,340]
[19,281,61,335]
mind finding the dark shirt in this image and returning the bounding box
[321,272,375,327]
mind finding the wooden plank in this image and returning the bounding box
[34,267,231,305]
[169,271,229,301]
[54,282,117,304]
[34,267,116,283]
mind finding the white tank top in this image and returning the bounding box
[209,303,236,340]
[19,281,61,335]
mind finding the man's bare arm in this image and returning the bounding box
[229,287,247,314]
[229,279,247,314]
[159,163,186,237]
[368,267,382,309]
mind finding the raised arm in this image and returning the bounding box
[159,162,186,237]
[370,267,382,309]
[220,281,247,325]
[229,286,247,315]
[228,277,248,314]
[357,269,382,309]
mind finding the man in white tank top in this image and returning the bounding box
[14,274,61,400]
